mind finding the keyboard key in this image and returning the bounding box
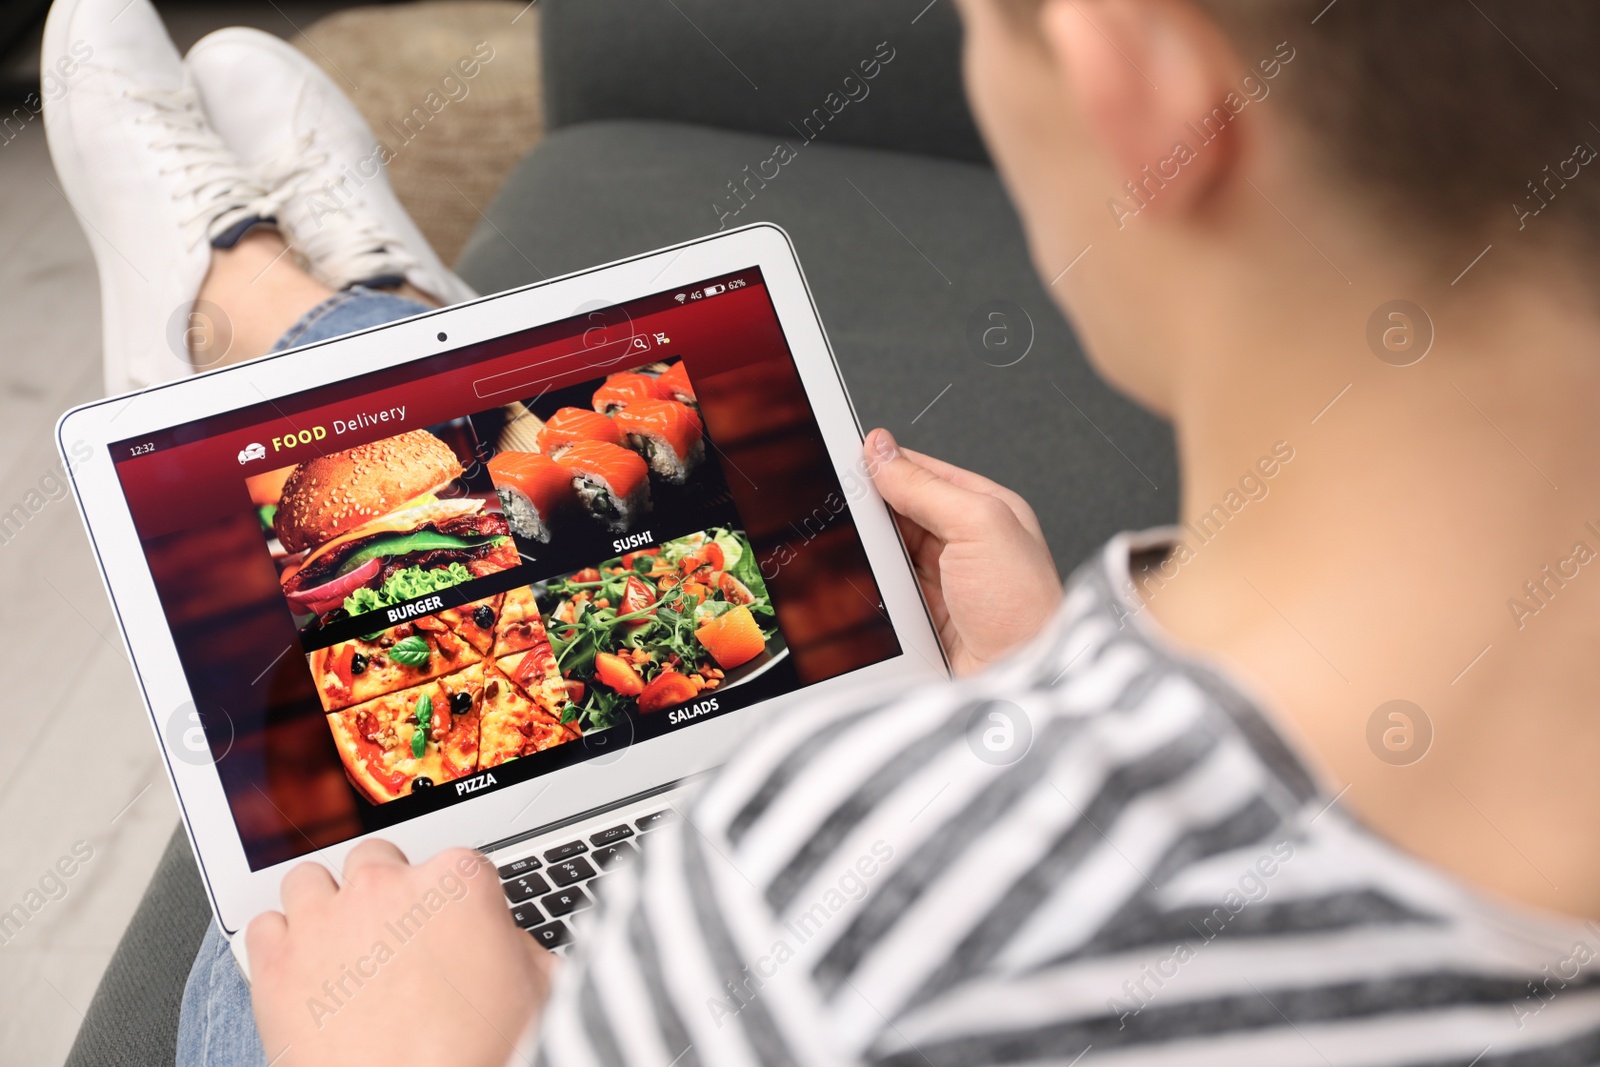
[593,841,638,870]
[635,810,675,833]
[541,886,592,917]
[497,856,542,879]
[528,921,572,949]
[544,839,588,862]
[548,856,597,887]
[502,873,552,903]
[590,823,635,847]
[510,901,543,928]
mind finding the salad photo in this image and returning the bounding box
[539,527,786,732]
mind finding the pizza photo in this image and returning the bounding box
[311,586,583,804]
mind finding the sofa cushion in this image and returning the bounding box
[457,120,1177,575]
[539,0,986,165]
[64,827,211,1067]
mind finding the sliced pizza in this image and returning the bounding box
[493,585,550,657]
[309,616,480,712]
[479,660,580,769]
[495,643,561,694]
[435,663,485,780]
[325,675,481,803]
[437,593,504,655]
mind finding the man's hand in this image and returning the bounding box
[865,429,1062,675]
[248,840,555,1067]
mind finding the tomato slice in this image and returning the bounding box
[719,573,756,606]
[328,643,356,697]
[638,671,699,714]
[621,575,657,617]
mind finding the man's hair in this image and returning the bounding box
[1003,0,1600,259]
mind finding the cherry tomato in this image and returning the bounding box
[719,573,756,606]
[639,670,699,714]
[622,575,657,617]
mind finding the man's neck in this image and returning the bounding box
[1140,270,1600,919]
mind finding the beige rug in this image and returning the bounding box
[292,0,543,267]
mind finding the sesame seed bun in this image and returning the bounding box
[273,430,465,552]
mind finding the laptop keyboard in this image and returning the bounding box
[496,807,675,952]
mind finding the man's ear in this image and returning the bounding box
[1037,0,1244,218]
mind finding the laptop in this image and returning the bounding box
[58,223,946,973]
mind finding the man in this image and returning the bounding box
[46,0,1600,1062]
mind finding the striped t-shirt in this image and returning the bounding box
[532,530,1600,1067]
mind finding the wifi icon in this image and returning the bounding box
[674,293,687,304]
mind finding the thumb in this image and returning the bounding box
[864,429,997,541]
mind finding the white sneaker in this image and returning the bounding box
[42,0,272,393]
[185,28,477,306]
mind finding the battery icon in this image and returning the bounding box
[703,283,727,296]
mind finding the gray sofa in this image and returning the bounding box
[65,3,1176,1063]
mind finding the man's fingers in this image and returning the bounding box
[895,445,1003,495]
[279,861,338,913]
[865,429,1007,540]
[527,937,561,980]
[891,510,936,571]
[896,446,1045,538]
[343,838,410,881]
[246,910,287,968]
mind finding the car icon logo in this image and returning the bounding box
[238,442,266,464]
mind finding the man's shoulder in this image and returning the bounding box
[694,540,1317,864]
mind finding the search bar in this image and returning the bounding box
[472,335,649,400]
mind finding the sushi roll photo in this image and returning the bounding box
[656,361,697,410]
[554,441,652,533]
[592,372,670,415]
[538,407,622,458]
[487,451,575,543]
[615,398,704,484]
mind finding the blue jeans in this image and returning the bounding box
[268,286,430,352]
[177,287,428,1067]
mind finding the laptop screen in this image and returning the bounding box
[109,268,902,871]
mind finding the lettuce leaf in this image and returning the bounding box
[343,563,475,616]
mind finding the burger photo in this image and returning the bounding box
[268,429,520,625]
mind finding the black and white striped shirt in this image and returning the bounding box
[534,531,1600,1067]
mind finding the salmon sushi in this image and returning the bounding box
[657,361,696,409]
[538,407,622,457]
[592,372,671,415]
[615,398,704,484]
[487,451,574,543]
[553,441,651,532]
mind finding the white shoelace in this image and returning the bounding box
[126,86,274,245]
[255,135,421,290]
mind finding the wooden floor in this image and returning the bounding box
[1,5,375,1056]
[0,123,184,1067]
